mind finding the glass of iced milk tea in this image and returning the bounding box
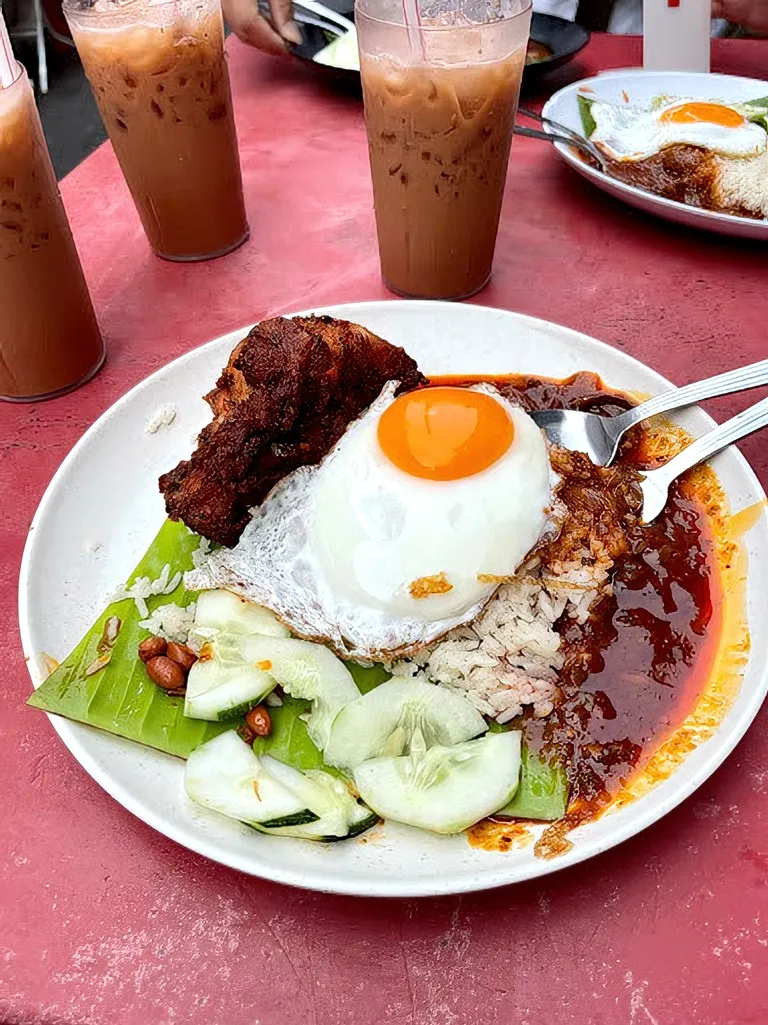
[0,65,104,401]
[64,0,249,262]
[357,0,531,299]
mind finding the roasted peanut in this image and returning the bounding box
[146,655,186,694]
[166,642,197,673]
[138,635,167,662]
[244,704,272,737]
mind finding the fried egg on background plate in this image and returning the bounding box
[189,382,555,661]
[588,98,767,162]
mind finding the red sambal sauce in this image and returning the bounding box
[430,372,720,818]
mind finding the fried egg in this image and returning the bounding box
[589,97,767,162]
[190,382,554,660]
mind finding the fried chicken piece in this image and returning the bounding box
[159,316,425,546]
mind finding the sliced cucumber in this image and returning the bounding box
[193,589,290,638]
[324,680,487,771]
[184,591,289,721]
[353,731,522,835]
[261,806,378,842]
[185,660,275,721]
[259,755,341,819]
[255,769,378,841]
[184,732,318,828]
[239,636,359,751]
[495,745,570,822]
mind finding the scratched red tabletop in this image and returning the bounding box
[3,30,768,1025]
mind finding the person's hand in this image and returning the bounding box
[712,0,768,34]
[222,0,302,55]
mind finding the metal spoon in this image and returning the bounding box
[639,393,768,523]
[530,359,768,466]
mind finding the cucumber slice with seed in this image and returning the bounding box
[185,732,376,842]
[239,636,360,751]
[185,661,275,722]
[184,732,317,827]
[353,730,522,835]
[324,679,487,771]
[193,589,290,637]
[256,767,378,840]
[184,590,289,721]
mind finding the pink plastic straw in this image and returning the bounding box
[0,8,16,89]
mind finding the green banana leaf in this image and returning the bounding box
[27,519,228,758]
[577,94,597,138]
[26,519,568,821]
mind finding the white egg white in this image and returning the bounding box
[589,97,767,162]
[188,382,555,661]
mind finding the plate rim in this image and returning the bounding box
[17,300,768,896]
[542,69,768,237]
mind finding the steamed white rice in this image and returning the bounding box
[109,562,182,619]
[138,601,197,644]
[391,555,608,723]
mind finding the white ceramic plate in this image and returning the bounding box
[18,301,768,897]
[542,70,768,239]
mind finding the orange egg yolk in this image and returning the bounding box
[660,101,744,128]
[377,387,514,481]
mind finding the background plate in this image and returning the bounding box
[18,301,768,897]
[291,11,589,91]
[542,70,768,240]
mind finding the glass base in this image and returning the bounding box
[383,272,491,301]
[154,227,250,264]
[0,348,106,404]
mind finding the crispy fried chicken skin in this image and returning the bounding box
[159,316,426,546]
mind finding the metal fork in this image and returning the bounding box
[530,358,768,467]
[639,393,768,523]
[513,125,607,168]
[515,106,607,168]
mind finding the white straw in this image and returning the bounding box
[0,8,15,89]
[401,0,425,59]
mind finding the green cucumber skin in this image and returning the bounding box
[344,811,379,840]
[258,810,319,829]
[247,809,379,842]
[314,812,379,843]
[215,698,261,722]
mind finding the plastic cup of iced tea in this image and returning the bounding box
[64,0,249,262]
[0,64,104,401]
[357,0,531,300]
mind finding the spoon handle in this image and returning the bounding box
[646,393,768,487]
[513,125,602,164]
[616,359,768,432]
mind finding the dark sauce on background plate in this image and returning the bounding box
[432,372,719,843]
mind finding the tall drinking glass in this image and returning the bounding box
[357,0,531,300]
[64,0,249,262]
[0,65,104,401]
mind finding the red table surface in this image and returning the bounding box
[3,31,768,1025]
